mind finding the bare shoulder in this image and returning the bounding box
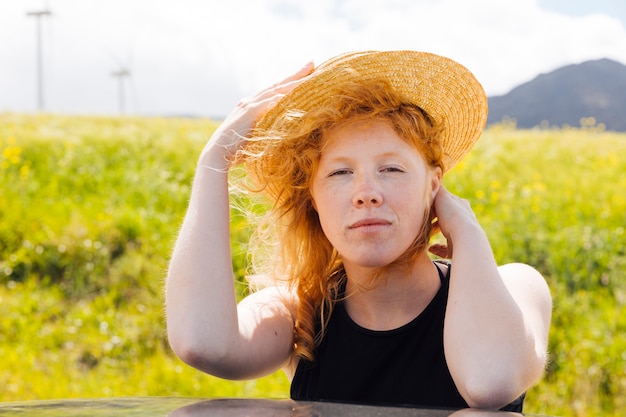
[498,263,550,293]
[498,263,552,324]
[498,262,543,278]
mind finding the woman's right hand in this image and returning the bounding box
[201,61,315,170]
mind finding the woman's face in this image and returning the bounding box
[311,119,441,270]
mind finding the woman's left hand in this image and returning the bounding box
[429,185,481,258]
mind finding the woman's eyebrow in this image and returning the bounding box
[323,151,406,162]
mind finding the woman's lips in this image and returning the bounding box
[349,218,392,229]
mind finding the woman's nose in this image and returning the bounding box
[352,177,383,207]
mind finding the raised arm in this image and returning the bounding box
[434,186,552,409]
[165,63,314,380]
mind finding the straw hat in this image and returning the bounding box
[256,50,488,172]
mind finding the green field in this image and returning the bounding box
[1,114,624,416]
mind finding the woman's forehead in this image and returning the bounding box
[320,118,416,153]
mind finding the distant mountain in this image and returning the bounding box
[487,58,626,131]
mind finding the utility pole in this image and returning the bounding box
[26,9,51,112]
[111,68,131,115]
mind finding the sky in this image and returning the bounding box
[2,0,626,118]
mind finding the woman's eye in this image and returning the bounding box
[329,169,351,177]
[381,166,404,173]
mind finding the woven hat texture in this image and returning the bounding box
[256,50,488,172]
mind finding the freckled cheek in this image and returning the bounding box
[311,180,346,210]
[312,193,352,243]
[391,186,431,223]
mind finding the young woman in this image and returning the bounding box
[165,50,552,411]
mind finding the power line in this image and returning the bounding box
[26,9,52,113]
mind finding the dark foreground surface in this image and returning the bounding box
[0,397,551,417]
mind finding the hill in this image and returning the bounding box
[487,58,626,131]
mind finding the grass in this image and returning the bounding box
[1,113,624,416]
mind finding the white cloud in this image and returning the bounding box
[1,0,625,116]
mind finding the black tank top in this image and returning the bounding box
[290,263,524,412]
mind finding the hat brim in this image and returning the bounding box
[256,50,488,172]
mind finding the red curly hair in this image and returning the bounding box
[242,75,444,361]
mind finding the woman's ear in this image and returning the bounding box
[430,167,443,202]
